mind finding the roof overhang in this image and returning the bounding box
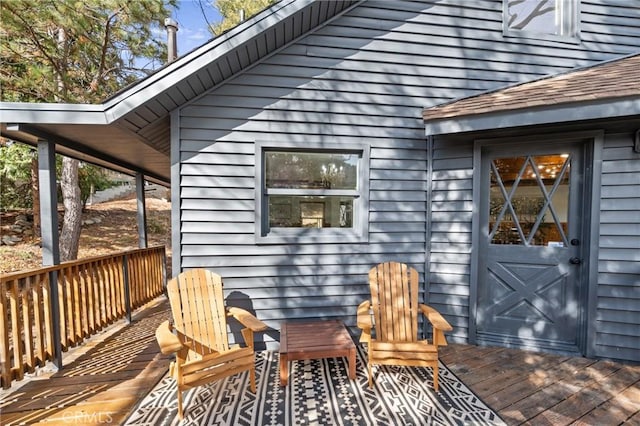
[0,103,170,185]
[0,0,361,187]
[424,96,640,136]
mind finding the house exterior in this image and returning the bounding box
[422,54,640,362]
[1,0,638,362]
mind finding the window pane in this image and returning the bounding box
[507,0,559,34]
[268,196,354,228]
[266,151,358,189]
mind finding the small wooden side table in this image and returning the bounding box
[279,320,356,386]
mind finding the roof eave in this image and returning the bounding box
[102,0,315,121]
[424,97,640,136]
[0,102,108,125]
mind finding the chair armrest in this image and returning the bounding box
[155,320,183,355]
[227,307,268,332]
[419,304,453,332]
[357,300,372,344]
[356,300,372,330]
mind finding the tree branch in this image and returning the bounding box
[3,3,67,99]
[511,0,555,31]
[91,8,123,92]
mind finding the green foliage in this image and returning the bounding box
[0,142,35,210]
[0,0,174,211]
[0,0,177,103]
[78,164,116,208]
[0,139,117,210]
[212,0,278,35]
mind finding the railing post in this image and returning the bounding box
[122,255,132,323]
[162,248,167,292]
[48,270,63,369]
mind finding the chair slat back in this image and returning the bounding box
[368,262,419,342]
[167,269,230,355]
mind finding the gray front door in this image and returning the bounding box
[476,140,586,354]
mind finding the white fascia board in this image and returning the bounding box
[103,0,309,122]
[0,102,108,125]
[424,97,640,135]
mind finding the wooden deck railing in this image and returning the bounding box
[0,246,166,388]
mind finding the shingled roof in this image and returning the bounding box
[423,53,640,135]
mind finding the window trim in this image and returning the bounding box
[502,0,580,43]
[255,141,370,244]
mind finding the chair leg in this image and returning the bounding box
[433,362,439,392]
[250,366,256,392]
[177,387,184,419]
[367,362,373,388]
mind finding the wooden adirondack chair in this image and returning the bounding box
[155,268,268,418]
[357,261,453,391]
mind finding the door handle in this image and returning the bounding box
[569,257,582,265]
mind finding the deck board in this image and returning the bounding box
[1,297,638,425]
[440,346,640,425]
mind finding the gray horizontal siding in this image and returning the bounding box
[427,137,474,341]
[178,0,640,347]
[594,132,640,361]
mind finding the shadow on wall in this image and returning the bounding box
[226,290,280,351]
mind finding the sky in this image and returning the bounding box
[169,1,223,56]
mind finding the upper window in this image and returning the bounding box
[504,0,578,41]
[256,143,369,243]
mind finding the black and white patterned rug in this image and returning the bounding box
[126,346,504,425]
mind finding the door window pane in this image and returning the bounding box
[489,154,570,246]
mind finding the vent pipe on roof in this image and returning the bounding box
[164,18,178,63]
[239,9,245,22]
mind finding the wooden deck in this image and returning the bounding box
[1,298,638,425]
[440,344,640,425]
[0,298,171,425]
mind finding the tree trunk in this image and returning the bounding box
[59,157,82,261]
[31,156,41,236]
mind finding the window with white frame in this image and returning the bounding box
[256,144,369,243]
[504,0,578,40]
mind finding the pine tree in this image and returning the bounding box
[211,0,278,35]
[0,0,175,261]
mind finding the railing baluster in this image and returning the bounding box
[42,273,54,363]
[79,266,88,338]
[9,281,23,381]
[64,267,73,346]
[123,255,132,323]
[0,279,11,388]
[72,265,82,343]
[129,253,136,309]
[115,256,124,317]
[58,271,68,351]
[21,277,35,373]
[33,274,45,366]
[105,259,113,323]
[108,258,117,320]
[85,266,94,335]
